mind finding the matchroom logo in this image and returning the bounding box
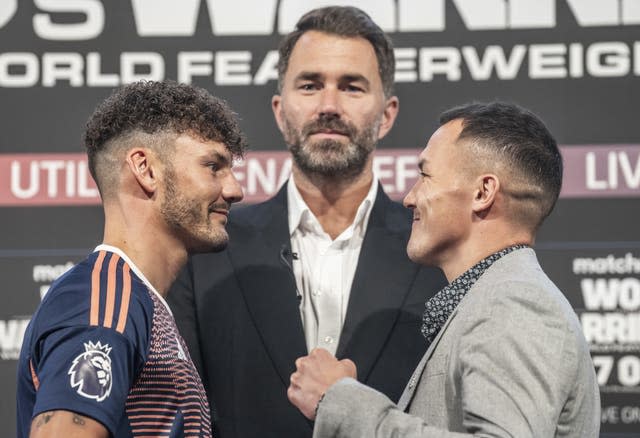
[0,317,29,361]
[0,0,16,29]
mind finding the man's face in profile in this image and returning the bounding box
[160,134,243,254]
[404,120,475,270]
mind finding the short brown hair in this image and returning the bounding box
[277,6,395,97]
[440,101,562,230]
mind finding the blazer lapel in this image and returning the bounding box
[397,306,459,410]
[228,184,308,387]
[336,188,420,380]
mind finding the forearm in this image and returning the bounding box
[313,379,470,438]
[30,410,108,438]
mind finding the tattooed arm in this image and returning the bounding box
[30,410,108,438]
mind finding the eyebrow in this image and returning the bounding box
[294,72,323,83]
[341,74,370,88]
[206,151,232,168]
[294,72,371,88]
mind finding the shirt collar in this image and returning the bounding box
[447,244,530,295]
[420,244,529,343]
[94,243,173,315]
[287,175,379,238]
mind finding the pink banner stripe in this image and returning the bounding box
[1,145,638,206]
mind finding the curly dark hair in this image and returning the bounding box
[277,6,395,97]
[83,80,246,194]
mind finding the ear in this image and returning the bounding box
[377,96,399,140]
[272,94,285,133]
[472,174,499,215]
[125,148,157,195]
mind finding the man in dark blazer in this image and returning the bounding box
[167,6,446,438]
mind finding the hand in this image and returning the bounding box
[287,348,357,420]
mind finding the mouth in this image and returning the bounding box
[209,203,230,218]
[209,209,229,225]
[210,209,229,216]
[309,129,349,139]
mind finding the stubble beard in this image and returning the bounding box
[160,168,229,254]
[282,111,380,181]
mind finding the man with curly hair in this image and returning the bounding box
[16,80,245,438]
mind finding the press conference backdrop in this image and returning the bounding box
[1,1,639,436]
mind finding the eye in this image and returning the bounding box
[419,171,430,178]
[299,82,320,91]
[344,84,364,93]
[207,162,220,173]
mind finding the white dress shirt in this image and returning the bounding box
[287,176,378,355]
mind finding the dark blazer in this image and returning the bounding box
[168,182,446,438]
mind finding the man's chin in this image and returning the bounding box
[407,244,431,266]
[187,235,229,254]
[294,154,369,179]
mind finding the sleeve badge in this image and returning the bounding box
[68,341,113,402]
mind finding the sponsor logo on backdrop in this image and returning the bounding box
[563,145,640,197]
[0,318,29,360]
[1,146,638,206]
[0,1,638,88]
[0,261,77,362]
[0,149,418,205]
[33,262,75,298]
[0,0,16,28]
[2,1,638,36]
[575,252,640,426]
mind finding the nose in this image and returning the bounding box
[222,170,244,204]
[403,183,417,210]
[317,87,342,118]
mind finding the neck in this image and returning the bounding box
[439,228,533,282]
[291,162,374,240]
[102,205,187,297]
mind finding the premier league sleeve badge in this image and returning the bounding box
[68,341,113,402]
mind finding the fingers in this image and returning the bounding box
[287,371,319,420]
[289,368,303,388]
[295,348,334,375]
[288,351,359,421]
[339,358,357,379]
[286,381,299,403]
[309,347,332,358]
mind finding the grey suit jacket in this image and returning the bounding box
[314,248,600,438]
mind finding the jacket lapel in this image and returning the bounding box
[336,188,420,381]
[397,305,459,410]
[228,184,308,387]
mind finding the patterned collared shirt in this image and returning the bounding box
[421,245,529,343]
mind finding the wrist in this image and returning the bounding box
[314,392,326,419]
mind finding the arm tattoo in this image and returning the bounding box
[72,413,86,426]
[34,412,55,428]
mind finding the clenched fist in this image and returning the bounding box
[287,348,357,420]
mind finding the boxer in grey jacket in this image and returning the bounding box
[287,101,600,438]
